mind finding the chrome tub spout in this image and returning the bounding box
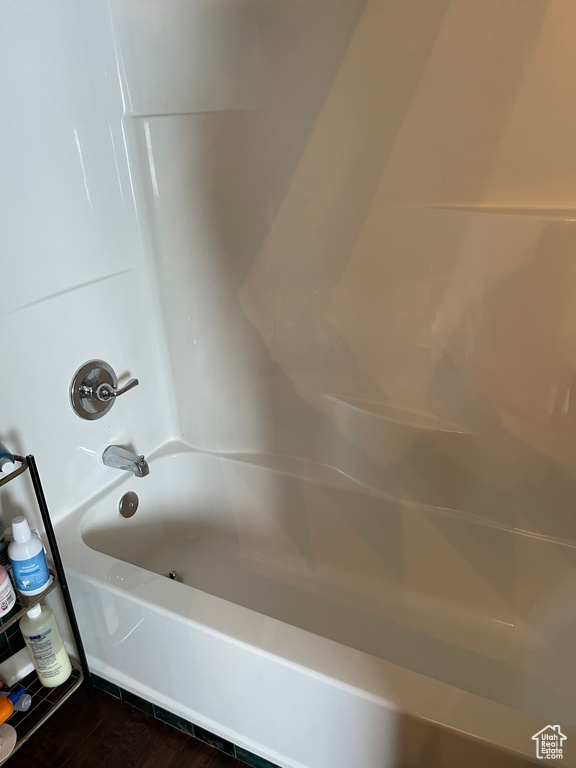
[102,446,149,478]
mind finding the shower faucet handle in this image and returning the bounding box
[70,360,139,420]
[95,378,139,402]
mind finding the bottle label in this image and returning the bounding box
[25,628,68,679]
[11,551,49,592]
[0,578,15,616]
[27,628,56,669]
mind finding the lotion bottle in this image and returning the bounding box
[8,516,51,596]
[19,604,72,687]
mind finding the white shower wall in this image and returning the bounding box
[114,0,576,504]
[0,0,174,525]
[110,0,576,719]
[121,0,451,458]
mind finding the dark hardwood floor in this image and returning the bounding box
[7,687,246,768]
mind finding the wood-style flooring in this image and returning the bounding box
[7,687,245,768]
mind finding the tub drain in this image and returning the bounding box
[168,571,183,582]
[119,491,139,518]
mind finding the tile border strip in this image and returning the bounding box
[90,674,281,768]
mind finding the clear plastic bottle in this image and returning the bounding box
[8,516,51,596]
[19,604,72,687]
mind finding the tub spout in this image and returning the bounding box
[102,446,149,478]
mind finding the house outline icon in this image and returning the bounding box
[532,725,567,759]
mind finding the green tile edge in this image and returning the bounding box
[121,688,155,716]
[90,674,281,768]
[153,703,195,736]
[90,673,121,699]
[236,746,282,768]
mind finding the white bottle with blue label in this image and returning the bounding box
[8,516,51,596]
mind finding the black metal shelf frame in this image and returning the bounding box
[0,453,94,761]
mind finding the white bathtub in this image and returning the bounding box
[55,445,574,767]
